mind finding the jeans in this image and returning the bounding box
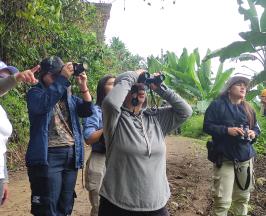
[99,196,169,216]
[28,146,78,216]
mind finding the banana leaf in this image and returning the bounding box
[208,68,234,99]
[164,71,194,84]
[239,31,266,46]
[177,48,189,72]
[255,0,266,8]
[165,52,179,71]
[249,70,266,88]
[260,9,266,32]
[148,57,163,73]
[238,0,260,31]
[246,89,260,101]
[187,54,206,98]
[204,41,255,62]
[193,48,201,67]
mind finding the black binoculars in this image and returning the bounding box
[137,72,165,85]
[73,63,88,76]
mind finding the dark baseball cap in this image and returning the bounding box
[40,56,64,75]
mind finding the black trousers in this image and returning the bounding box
[98,196,170,216]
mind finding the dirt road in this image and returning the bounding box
[0,136,217,216]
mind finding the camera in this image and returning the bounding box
[73,63,88,76]
[137,72,165,85]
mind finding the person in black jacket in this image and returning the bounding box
[203,74,260,216]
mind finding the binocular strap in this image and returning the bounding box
[233,160,251,191]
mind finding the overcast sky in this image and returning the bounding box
[104,0,249,55]
[98,0,262,74]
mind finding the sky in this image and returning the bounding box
[94,0,263,74]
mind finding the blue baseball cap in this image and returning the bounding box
[40,56,64,75]
[0,61,19,74]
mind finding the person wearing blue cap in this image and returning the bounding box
[0,61,39,206]
[26,56,93,216]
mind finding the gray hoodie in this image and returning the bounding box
[100,71,192,211]
[0,75,17,96]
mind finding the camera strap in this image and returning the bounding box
[149,87,158,109]
[233,159,251,190]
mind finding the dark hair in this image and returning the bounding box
[220,94,255,129]
[96,74,116,106]
[242,101,255,129]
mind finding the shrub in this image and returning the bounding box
[254,111,266,155]
[180,114,209,141]
[0,88,30,168]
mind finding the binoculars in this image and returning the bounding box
[137,72,165,85]
[240,124,251,142]
[73,63,88,76]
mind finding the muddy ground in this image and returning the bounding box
[0,136,265,216]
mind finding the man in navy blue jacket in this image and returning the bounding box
[26,56,92,216]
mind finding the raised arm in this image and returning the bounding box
[153,85,192,135]
[83,105,102,145]
[102,71,139,145]
[27,76,70,115]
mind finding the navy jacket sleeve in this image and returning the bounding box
[203,100,228,137]
[73,96,92,118]
[27,76,70,115]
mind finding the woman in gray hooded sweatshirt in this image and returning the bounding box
[99,70,192,216]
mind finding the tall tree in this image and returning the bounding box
[107,37,144,72]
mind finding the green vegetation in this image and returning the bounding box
[0,0,144,166]
[0,0,265,168]
[204,0,266,90]
[147,49,233,113]
[180,115,209,141]
[251,101,266,155]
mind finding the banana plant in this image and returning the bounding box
[147,49,234,113]
[204,0,266,89]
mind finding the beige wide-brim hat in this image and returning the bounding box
[220,75,250,95]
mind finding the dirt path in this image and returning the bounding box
[166,136,212,216]
[0,136,213,216]
[0,136,265,216]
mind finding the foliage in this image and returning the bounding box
[105,37,145,73]
[0,88,30,167]
[0,1,144,167]
[180,114,209,140]
[147,49,233,113]
[251,100,266,155]
[204,0,266,88]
